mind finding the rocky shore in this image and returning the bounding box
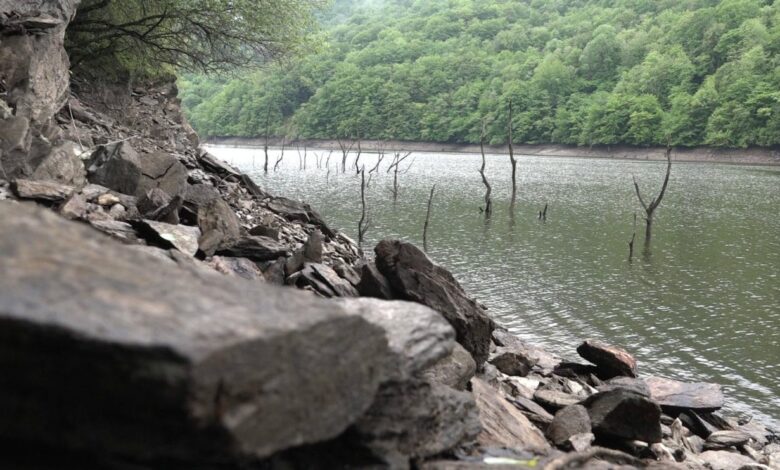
[206,138,780,167]
[1,2,778,469]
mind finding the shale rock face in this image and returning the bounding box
[0,203,392,465]
[375,239,495,365]
[0,0,81,179]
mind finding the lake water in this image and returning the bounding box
[209,146,780,428]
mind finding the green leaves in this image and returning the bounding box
[180,0,780,148]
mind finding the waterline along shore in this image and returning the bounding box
[207,137,780,166]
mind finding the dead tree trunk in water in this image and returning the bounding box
[538,204,548,221]
[478,121,493,217]
[628,212,637,262]
[263,112,270,174]
[358,167,370,247]
[508,100,517,206]
[388,151,413,201]
[633,147,672,248]
[354,138,363,175]
[423,185,436,252]
[338,138,355,173]
[274,136,286,171]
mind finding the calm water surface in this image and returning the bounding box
[209,146,780,427]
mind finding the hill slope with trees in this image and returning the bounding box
[181,0,780,148]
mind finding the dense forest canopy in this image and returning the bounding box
[180,0,780,148]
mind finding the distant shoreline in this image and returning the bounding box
[205,137,780,167]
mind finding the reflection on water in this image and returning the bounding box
[209,146,780,427]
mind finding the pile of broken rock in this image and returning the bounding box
[1,2,777,467]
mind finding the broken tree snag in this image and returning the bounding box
[628,212,637,262]
[354,138,363,175]
[423,185,436,252]
[274,136,286,171]
[369,147,385,174]
[538,203,548,221]
[358,166,370,247]
[632,147,673,248]
[338,137,355,173]
[387,151,413,202]
[508,100,518,207]
[478,120,493,217]
[264,111,271,174]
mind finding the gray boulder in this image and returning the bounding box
[197,197,241,256]
[471,378,551,454]
[216,235,289,262]
[30,141,86,187]
[0,202,392,465]
[420,342,477,391]
[336,298,479,467]
[646,376,724,412]
[374,239,495,365]
[87,142,188,200]
[357,261,396,300]
[582,389,662,443]
[577,339,638,379]
[547,405,592,448]
[11,178,74,201]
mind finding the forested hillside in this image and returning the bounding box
[180,0,780,148]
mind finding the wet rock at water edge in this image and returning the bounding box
[547,405,592,449]
[471,378,551,454]
[699,450,761,470]
[577,339,638,379]
[375,239,495,365]
[420,342,477,391]
[488,346,537,377]
[597,377,651,397]
[12,179,74,202]
[492,328,562,372]
[704,430,752,450]
[0,203,392,464]
[582,388,662,444]
[645,376,724,412]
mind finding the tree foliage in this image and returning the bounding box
[181,0,780,148]
[66,0,325,76]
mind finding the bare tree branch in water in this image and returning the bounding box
[274,136,286,172]
[354,138,363,175]
[387,151,413,201]
[263,110,271,174]
[508,100,518,207]
[632,147,672,248]
[479,120,493,217]
[369,146,385,174]
[628,212,637,262]
[423,185,436,252]
[337,137,356,173]
[358,166,370,247]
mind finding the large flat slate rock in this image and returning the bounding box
[646,376,724,411]
[0,202,391,465]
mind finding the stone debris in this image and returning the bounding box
[1,3,776,466]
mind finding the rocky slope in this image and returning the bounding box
[1,2,778,469]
